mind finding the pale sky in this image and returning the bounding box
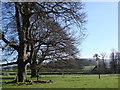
[0,2,118,61]
[80,2,118,58]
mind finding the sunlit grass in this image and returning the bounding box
[1,74,118,88]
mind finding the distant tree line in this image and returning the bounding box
[109,50,120,73]
[91,51,120,74]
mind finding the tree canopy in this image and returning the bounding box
[2,2,87,82]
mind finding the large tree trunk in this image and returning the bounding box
[31,68,37,78]
[31,61,38,78]
[30,50,38,78]
[31,58,43,78]
[17,61,27,82]
[17,44,28,82]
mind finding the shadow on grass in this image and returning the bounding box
[1,79,53,85]
[0,77,15,80]
[0,77,15,84]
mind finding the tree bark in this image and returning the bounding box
[31,61,37,78]
[17,61,27,82]
[31,60,43,78]
[17,43,28,82]
[31,68,38,78]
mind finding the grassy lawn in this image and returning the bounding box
[83,66,95,71]
[1,74,119,88]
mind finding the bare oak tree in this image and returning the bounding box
[2,2,86,82]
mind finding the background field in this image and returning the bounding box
[1,74,119,88]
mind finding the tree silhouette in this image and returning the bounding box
[93,54,101,79]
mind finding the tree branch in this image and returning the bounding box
[2,33,18,50]
[0,61,18,66]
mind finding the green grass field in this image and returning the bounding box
[1,74,119,88]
